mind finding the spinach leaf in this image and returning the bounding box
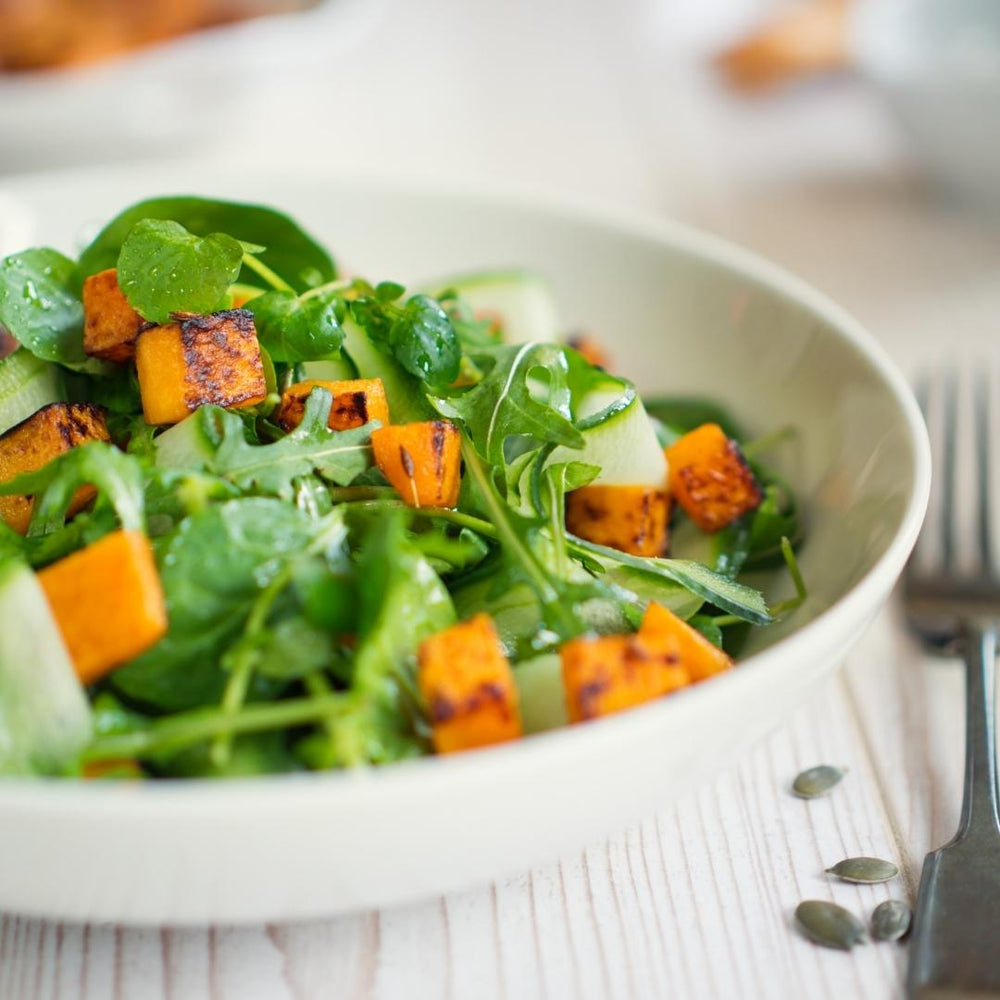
[334,515,455,765]
[199,390,373,498]
[117,220,243,323]
[246,289,344,363]
[351,289,460,388]
[432,343,583,467]
[155,732,303,778]
[0,248,104,371]
[0,441,145,537]
[79,196,336,292]
[643,394,746,441]
[714,479,802,577]
[111,498,319,711]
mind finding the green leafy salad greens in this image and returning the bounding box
[0,196,804,779]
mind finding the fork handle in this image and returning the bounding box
[956,622,1000,839]
[907,622,1000,998]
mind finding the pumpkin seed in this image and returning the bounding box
[826,857,899,884]
[794,900,868,950]
[792,765,846,799]
[871,900,911,942]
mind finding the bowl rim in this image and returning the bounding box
[0,164,932,807]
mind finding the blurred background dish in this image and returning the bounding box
[716,0,1000,211]
[0,0,318,72]
[0,0,387,173]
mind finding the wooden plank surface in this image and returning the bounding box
[1,615,934,999]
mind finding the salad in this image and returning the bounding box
[0,196,804,778]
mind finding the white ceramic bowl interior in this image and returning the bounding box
[0,164,930,924]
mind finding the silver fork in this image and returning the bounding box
[904,368,1000,998]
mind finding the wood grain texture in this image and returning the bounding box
[0,630,924,1000]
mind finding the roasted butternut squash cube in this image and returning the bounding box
[277,378,390,433]
[82,268,147,362]
[38,529,167,685]
[567,333,610,370]
[371,420,461,508]
[565,484,669,557]
[638,601,733,683]
[665,422,762,532]
[418,613,522,753]
[560,628,690,724]
[0,402,110,534]
[135,309,267,425]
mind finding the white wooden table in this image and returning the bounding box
[3,1,1000,996]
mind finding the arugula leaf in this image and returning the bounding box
[200,390,373,499]
[111,498,321,711]
[0,441,144,537]
[116,220,243,323]
[568,536,772,625]
[351,289,460,388]
[0,248,105,372]
[432,343,583,467]
[79,196,336,292]
[246,289,344,363]
[334,514,455,765]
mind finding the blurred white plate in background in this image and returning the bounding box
[0,0,387,174]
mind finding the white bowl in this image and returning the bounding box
[0,163,930,925]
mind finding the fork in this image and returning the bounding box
[904,368,1000,998]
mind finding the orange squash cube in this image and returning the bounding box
[0,402,109,534]
[560,629,690,724]
[565,485,669,557]
[135,309,267,425]
[637,602,733,683]
[665,422,762,532]
[418,613,522,753]
[371,420,461,508]
[82,268,147,363]
[277,378,390,433]
[38,529,167,685]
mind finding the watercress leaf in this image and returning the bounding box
[246,289,344,363]
[335,514,455,765]
[202,391,373,498]
[293,556,357,633]
[389,294,461,388]
[117,219,243,323]
[112,498,318,711]
[0,248,102,371]
[375,280,405,302]
[253,616,338,681]
[0,440,145,536]
[79,196,336,292]
[431,343,583,467]
[350,292,461,388]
